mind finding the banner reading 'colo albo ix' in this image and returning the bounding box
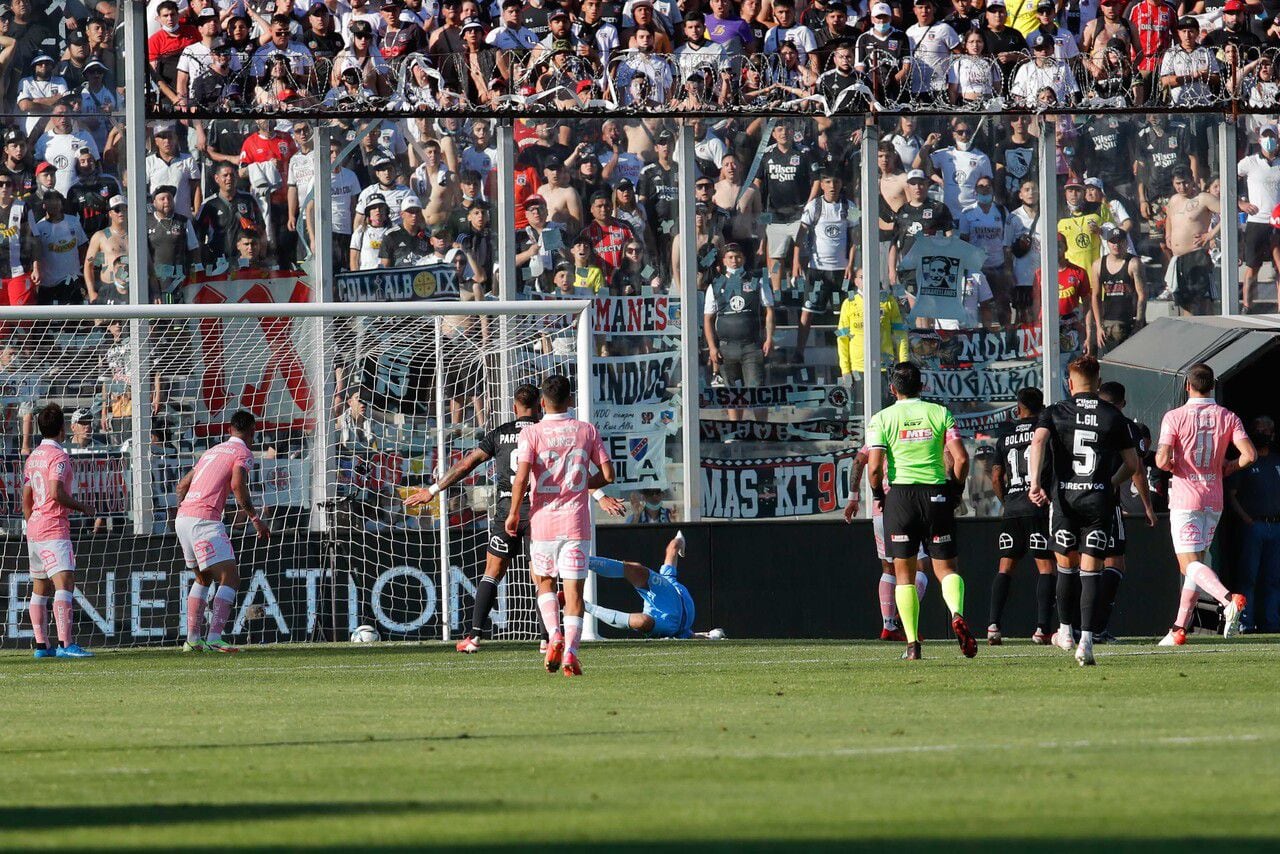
[701,448,861,519]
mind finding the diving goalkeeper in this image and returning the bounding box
[586,532,721,639]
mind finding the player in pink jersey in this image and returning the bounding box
[844,444,929,642]
[506,375,613,677]
[22,404,96,659]
[174,410,271,654]
[1155,364,1255,645]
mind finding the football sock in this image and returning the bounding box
[584,602,631,631]
[206,585,236,642]
[895,584,919,644]
[186,583,208,644]
[1079,570,1101,641]
[1188,560,1230,607]
[469,576,499,638]
[537,592,560,638]
[941,573,965,618]
[52,590,74,646]
[989,572,1012,628]
[589,557,626,578]
[878,573,897,628]
[29,594,49,648]
[1056,567,1080,633]
[1175,571,1200,630]
[1097,567,1123,632]
[1035,572,1055,632]
[563,615,583,655]
[915,570,929,601]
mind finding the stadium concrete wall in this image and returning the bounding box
[0,518,1189,647]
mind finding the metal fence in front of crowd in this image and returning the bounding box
[5,0,1280,534]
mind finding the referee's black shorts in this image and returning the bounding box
[883,483,958,560]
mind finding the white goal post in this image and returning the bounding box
[0,300,596,648]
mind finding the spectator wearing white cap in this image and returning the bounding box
[350,192,395,272]
[354,152,412,231]
[853,3,910,101]
[16,52,69,137]
[174,6,224,106]
[1237,125,1280,312]
[1083,177,1136,258]
[379,195,432,267]
[83,194,128,304]
[77,59,118,154]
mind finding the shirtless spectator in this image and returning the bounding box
[538,156,583,234]
[1164,166,1220,316]
[83,194,128,304]
[712,153,762,257]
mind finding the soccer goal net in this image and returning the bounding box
[0,300,591,649]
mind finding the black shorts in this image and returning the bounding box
[486,500,529,560]
[883,483,958,560]
[998,512,1052,561]
[1049,492,1115,558]
[1243,221,1276,270]
[802,269,846,313]
[1105,506,1126,559]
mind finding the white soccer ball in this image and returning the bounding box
[706,628,726,640]
[350,624,380,643]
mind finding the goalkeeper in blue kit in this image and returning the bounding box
[587,532,716,639]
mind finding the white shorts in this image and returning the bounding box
[529,538,590,580]
[28,539,74,580]
[872,513,927,562]
[1170,508,1221,554]
[176,516,236,571]
[765,220,803,260]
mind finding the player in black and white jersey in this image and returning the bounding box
[987,387,1055,646]
[1029,356,1140,666]
[405,384,624,652]
[1095,381,1158,643]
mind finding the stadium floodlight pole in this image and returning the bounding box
[860,117,882,487]
[125,0,153,535]
[676,120,701,521]
[310,125,336,535]
[576,305,599,641]
[1220,119,1241,317]
[434,319,453,642]
[1037,117,1062,405]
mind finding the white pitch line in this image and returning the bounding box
[718,733,1265,762]
[1,642,1276,681]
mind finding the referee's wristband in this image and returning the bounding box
[871,486,886,502]
[592,489,607,503]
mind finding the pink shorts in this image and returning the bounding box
[529,538,590,580]
[28,539,74,580]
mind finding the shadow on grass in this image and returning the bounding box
[0,729,662,757]
[0,800,506,831]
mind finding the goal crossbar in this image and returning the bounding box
[0,300,593,322]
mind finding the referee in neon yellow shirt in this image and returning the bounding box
[866,362,978,660]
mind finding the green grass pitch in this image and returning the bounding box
[2,638,1278,852]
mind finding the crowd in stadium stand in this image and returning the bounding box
[2,0,1280,612]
